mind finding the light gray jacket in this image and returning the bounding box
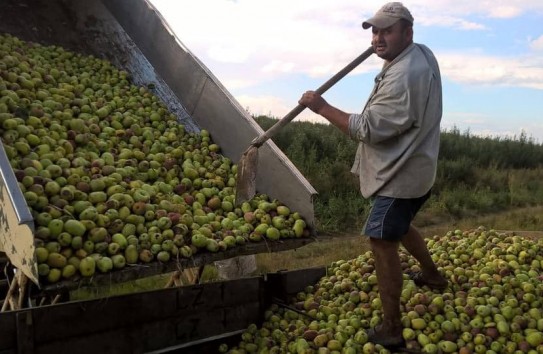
[348,43,442,199]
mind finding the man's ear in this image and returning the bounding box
[406,26,414,42]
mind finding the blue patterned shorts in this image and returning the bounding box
[363,190,431,241]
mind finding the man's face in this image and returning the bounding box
[371,21,413,62]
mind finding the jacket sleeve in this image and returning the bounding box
[348,68,416,145]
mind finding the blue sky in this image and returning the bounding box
[149,0,543,143]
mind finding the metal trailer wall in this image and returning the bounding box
[0,276,266,354]
[0,267,327,354]
[0,0,317,283]
[101,0,318,226]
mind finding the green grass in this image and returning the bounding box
[255,235,368,273]
[256,205,543,274]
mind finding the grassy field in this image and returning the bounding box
[70,205,543,301]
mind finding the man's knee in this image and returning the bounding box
[370,237,399,252]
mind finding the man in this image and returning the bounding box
[298,2,447,348]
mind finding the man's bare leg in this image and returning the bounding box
[369,238,403,341]
[401,225,446,285]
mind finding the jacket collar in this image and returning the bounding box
[375,42,416,82]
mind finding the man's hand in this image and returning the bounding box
[298,90,351,135]
[298,90,328,115]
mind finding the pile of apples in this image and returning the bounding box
[0,33,310,284]
[222,227,543,353]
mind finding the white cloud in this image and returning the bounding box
[151,1,543,88]
[441,112,490,131]
[149,0,543,142]
[438,53,543,90]
[262,61,296,75]
[151,0,381,80]
[442,112,543,143]
[417,15,487,30]
[441,124,536,143]
[236,94,329,124]
[407,0,543,19]
[220,77,256,90]
[236,94,292,119]
[488,5,523,18]
[207,45,253,64]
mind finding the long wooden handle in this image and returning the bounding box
[251,46,374,147]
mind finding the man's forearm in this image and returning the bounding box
[318,103,351,136]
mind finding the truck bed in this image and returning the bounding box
[0,0,317,289]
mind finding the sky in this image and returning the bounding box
[149,0,543,143]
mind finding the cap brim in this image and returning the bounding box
[362,15,400,30]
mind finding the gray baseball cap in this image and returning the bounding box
[362,2,414,29]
